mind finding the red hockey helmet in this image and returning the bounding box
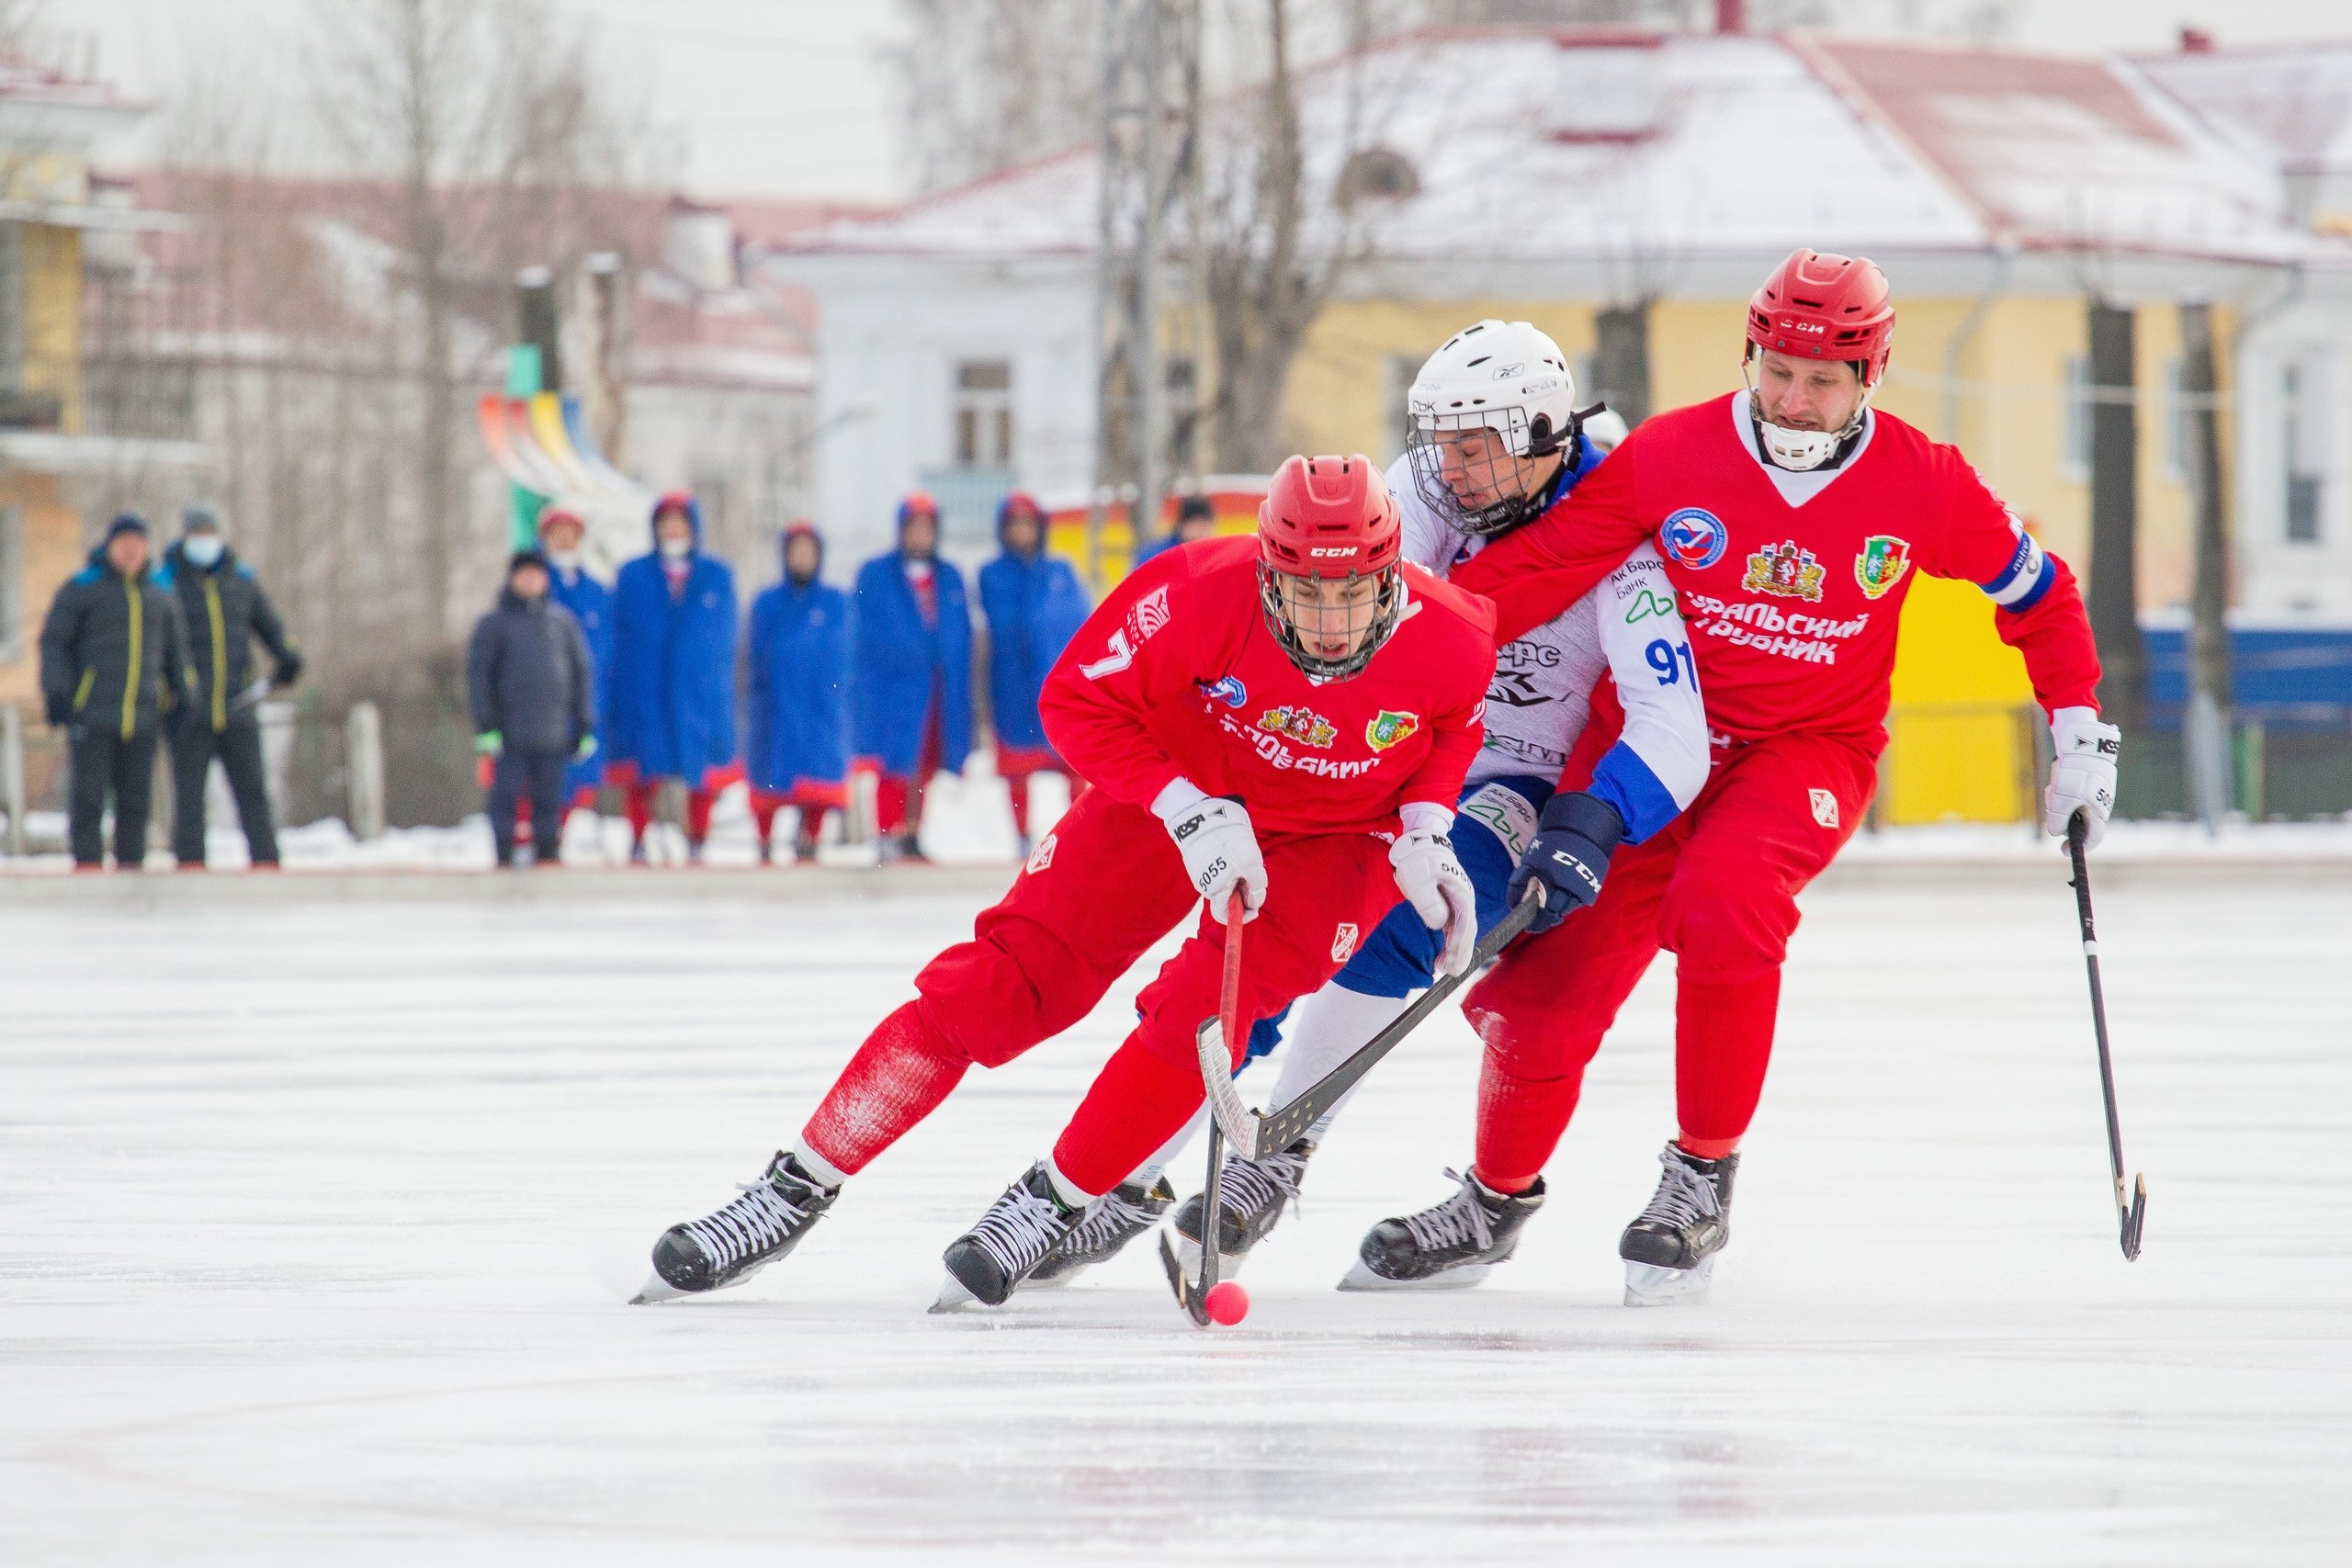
[1747,249,1895,388]
[1256,455,1404,682]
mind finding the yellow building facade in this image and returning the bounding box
[1274,291,2224,824]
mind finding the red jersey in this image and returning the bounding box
[1452,393,2102,746]
[1040,536,1495,836]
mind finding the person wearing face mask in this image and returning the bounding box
[850,492,973,863]
[39,514,195,870]
[468,549,597,868]
[152,505,300,870]
[606,491,741,863]
[744,522,852,863]
[535,505,616,847]
[977,491,1090,855]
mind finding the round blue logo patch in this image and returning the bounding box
[1659,507,1729,570]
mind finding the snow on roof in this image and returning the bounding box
[2128,41,2352,178]
[786,27,2319,272]
[1804,38,2301,261]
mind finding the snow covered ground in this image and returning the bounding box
[2,866,2346,1565]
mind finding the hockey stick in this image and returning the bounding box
[1159,887,1247,1326]
[2067,812,2146,1260]
[1200,882,1548,1161]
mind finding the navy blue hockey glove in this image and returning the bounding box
[44,693,70,728]
[1508,790,1626,934]
[272,649,305,689]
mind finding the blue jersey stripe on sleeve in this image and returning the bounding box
[1589,739,1681,844]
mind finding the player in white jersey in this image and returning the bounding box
[1026,322,1712,1288]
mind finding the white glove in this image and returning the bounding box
[2045,705,2120,850]
[1155,782,1266,923]
[1389,807,1476,978]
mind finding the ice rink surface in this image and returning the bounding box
[3,861,2346,1565]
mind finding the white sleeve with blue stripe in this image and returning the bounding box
[1979,512,2056,612]
[1587,540,1712,843]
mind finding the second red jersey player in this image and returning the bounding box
[1351,249,2111,1305]
[638,455,1496,1309]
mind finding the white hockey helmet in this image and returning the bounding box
[1405,320,1586,535]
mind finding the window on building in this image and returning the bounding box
[954,358,1013,469]
[2063,355,2092,481]
[2284,360,2324,545]
[0,506,20,662]
[2161,357,2188,483]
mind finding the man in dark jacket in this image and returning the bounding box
[38,514,195,870]
[467,550,596,868]
[154,504,302,869]
[852,492,973,862]
[977,491,1090,852]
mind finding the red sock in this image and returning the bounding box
[801,1001,970,1177]
[1672,970,1781,1156]
[1050,1035,1206,1198]
[1470,1047,1587,1194]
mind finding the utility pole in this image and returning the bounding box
[2180,300,2234,831]
[1093,0,1199,582]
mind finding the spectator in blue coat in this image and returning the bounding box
[537,506,614,807]
[746,521,852,863]
[607,490,740,863]
[978,491,1091,852]
[852,491,973,862]
[1134,491,1219,567]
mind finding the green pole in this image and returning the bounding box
[505,344,548,550]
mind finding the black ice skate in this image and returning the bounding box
[634,1151,840,1303]
[933,1161,1085,1310]
[1173,1137,1317,1274]
[1340,1168,1545,1291]
[1618,1143,1738,1307]
[1027,1175,1176,1288]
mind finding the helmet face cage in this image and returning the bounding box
[1256,560,1404,682]
[1405,405,1571,537]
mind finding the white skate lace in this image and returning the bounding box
[1634,1149,1721,1231]
[1400,1169,1495,1255]
[969,1177,1074,1276]
[1216,1145,1309,1224]
[1062,1185,1164,1256]
[683,1173,813,1269]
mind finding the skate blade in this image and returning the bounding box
[630,1273,692,1305]
[1335,1258,1492,1292]
[1623,1256,1714,1307]
[928,1273,983,1314]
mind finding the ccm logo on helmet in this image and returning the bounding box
[1309,547,1358,558]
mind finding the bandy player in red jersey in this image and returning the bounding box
[637,456,1497,1308]
[1349,249,2120,1305]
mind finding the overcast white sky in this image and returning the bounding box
[62,0,2352,205]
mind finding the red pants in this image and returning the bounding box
[607,761,728,846]
[871,687,946,840]
[995,743,1065,840]
[1465,731,1879,1185]
[751,782,847,846]
[800,785,1398,1195]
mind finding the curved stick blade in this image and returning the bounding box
[1194,1018,1260,1163]
[2120,1173,2147,1261]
